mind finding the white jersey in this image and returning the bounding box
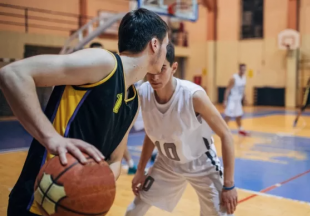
[139,78,215,164]
[229,73,246,101]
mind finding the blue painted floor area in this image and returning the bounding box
[1,108,310,203]
[127,130,310,203]
[0,120,32,151]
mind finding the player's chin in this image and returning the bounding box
[150,83,162,90]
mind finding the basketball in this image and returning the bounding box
[33,153,116,216]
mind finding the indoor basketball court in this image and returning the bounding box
[1,0,310,216]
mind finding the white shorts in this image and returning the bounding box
[224,99,243,118]
[139,153,228,215]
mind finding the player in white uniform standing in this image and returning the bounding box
[223,64,249,136]
[125,43,237,216]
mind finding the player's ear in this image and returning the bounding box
[150,37,159,53]
[172,62,178,74]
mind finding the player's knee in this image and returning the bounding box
[125,197,151,216]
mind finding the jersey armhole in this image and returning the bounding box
[75,50,118,89]
[190,89,206,126]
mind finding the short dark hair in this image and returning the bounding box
[239,63,246,68]
[118,8,169,53]
[166,42,175,66]
[90,42,103,48]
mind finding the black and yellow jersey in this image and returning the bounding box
[9,52,139,215]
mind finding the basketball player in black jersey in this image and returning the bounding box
[294,77,310,127]
[0,8,169,216]
[88,42,137,175]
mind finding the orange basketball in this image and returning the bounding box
[34,153,116,216]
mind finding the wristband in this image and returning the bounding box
[223,185,235,191]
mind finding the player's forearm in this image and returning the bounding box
[221,133,235,186]
[224,90,230,102]
[137,135,155,172]
[109,161,121,180]
[0,66,59,146]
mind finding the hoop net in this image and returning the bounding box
[167,1,192,16]
[278,29,300,51]
[138,0,198,21]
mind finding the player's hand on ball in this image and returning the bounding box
[221,188,238,214]
[44,135,105,165]
[132,170,147,196]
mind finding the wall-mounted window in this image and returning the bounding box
[241,0,264,39]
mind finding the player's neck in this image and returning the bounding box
[119,53,149,90]
[155,78,177,104]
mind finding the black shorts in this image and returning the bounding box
[7,198,40,216]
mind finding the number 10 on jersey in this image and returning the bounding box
[154,141,180,161]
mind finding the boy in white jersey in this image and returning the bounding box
[125,43,237,216]
[223,64,249,136]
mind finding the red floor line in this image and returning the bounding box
[238,169,310,204]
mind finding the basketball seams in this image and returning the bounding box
[37,156,113,215]
[40,159,81,206]
[39,156,98,215]
[40,192,107,215]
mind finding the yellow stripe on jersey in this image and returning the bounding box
[52,86,87,136]
[29,86,87,215]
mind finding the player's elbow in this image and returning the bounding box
[0,65,14,89]
[0,64,32,90]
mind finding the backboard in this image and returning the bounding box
[138,0,198,21]
[278,29,300,50]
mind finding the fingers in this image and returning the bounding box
[73,140,104,163]
[234,197,238,210]
[132,181,143,196]
[132,186,140,196]
[57,146,68,165]
[132,184,139,196]
[225,201,233,214]
[66,144,87,164]
[225,198,237,214]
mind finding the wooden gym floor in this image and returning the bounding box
[1,106,310,216]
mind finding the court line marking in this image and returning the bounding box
[238,169,310,204]
[0,147,29,154]
[238,188,310,205]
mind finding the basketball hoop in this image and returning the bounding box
[278,29,300,50]
[167,2,192,16]
[138,0,198,21]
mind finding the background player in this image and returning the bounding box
[125,43,237,216]
[294,77,310,127]
[223,64,249,136]
[90,42,103,49]
[0,8,169,216]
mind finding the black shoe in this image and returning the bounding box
[151,153,157,162]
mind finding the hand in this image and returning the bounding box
[132,170,147,196]
[44,135,105,165]
[243,97,248,106]
[221,188,238,214]
[223,100,227,108]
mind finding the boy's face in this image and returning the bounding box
[239,65,246,76]
[147,34,169,75]
[147,59,178,91]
